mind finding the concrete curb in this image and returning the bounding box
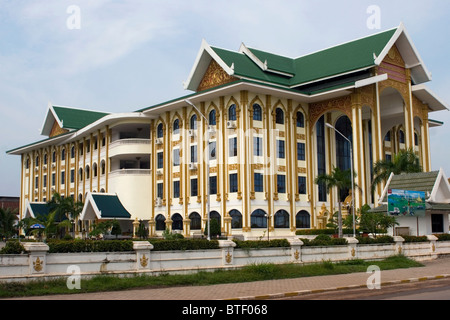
[223,274,450,300]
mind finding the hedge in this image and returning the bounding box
[233,239,290,249]
[0,241,25,254]
[47,240,134,253]
[355,236,394,245]
[296,229,354,236]
[148,239,219,251]
[435,234,450,241]
[401,235,429,243]
[300,234,348,247]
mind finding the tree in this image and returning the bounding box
[31,211,72,241]
[48,192,83,236]
[0,207,17,240]
[315,167,359,238]
[371,148,422,193]
[359,204,398,237]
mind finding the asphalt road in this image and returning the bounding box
[283,277,450,300]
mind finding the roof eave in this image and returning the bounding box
[183,39,235,92]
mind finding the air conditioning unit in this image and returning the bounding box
[155,138,163,145]
[188,129,195,137]
[155,197,162,207]
[208,125,216,133]
[227,121,236,129]
[189,163,197,170]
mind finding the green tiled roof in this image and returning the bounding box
[53,106,109,130]
[91,194,131,219]
[381,171,439,202]
[211,28,397,90]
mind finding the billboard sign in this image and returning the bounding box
[387,189,426,217]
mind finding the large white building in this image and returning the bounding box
[8,24,449,238]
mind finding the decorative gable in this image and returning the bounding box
[378,45,407,83]
[197,59,238,92]
[49,120,68,138]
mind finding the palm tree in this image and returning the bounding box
[371,148,422,193]
[315,167,358,238]
[31,210,72,241]
[48,192,83,236]
[0,207,18,240]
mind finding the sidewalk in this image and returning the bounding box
[8,257,450,300]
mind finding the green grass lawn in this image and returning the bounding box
[0,255,422,298]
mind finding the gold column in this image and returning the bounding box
[241,90,249,229]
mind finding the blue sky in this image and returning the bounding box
[1,0,450,196]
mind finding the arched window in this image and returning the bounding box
[414,132,419,146]
[296,111,304,128]
[296,210,310,229]
[173,119,180,135]
[101,160,106,175]
[155,214,166,231]
[209,109,216,126]
[335,116,352,172]
[228,104,236,121]
[189,212,201,230]
[43,154,48,165]
[172,213,183,230]
[274,210,289,228]
[93,163,98,178]
[79,168,83,181]
[253,104,262,121]
[100,188,106,193]
[71,146,75,159]
[52,151,56,163]
[229,209,242,229]
[78,193,83,202]
[210,211,221,228]
[85,165,90,179]
[35,156,40,167]
[190,114,197,130]
[399,130,405,144]
[275,108,284,124]
[251,209,267,228]
[61,148,66,161]
[157,123,164,138]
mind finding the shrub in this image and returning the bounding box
[0,241,25,254]
[300,235,348,247]
[435,234,450,241]
[149,239,219,251]
[402,235,428,243]
[296,228,354,236]
[356,235,394,245]
[47,240,134,253]
[233,239,290,249]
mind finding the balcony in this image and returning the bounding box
[109,138,151,158]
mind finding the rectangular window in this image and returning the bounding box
[298,176,306,194]
[52,173,56,186]
[191,178,198,197]
[190,145,197,163]
[253,137,263,156]
[173,180,180,198]
[70,169,75,183]
[277,175,286,193]
[229,137,237,157]
[43,175,47,188]
[157,183,163,198]
[209,176,217,195]
[297,142,305,161]
[254,173,264,192]
[277,140,285,159]
[157,152,163,169]
[173,149,180,166]
[230,173,238,193]
[61,171,65,185]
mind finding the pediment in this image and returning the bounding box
[197,59,238,92]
